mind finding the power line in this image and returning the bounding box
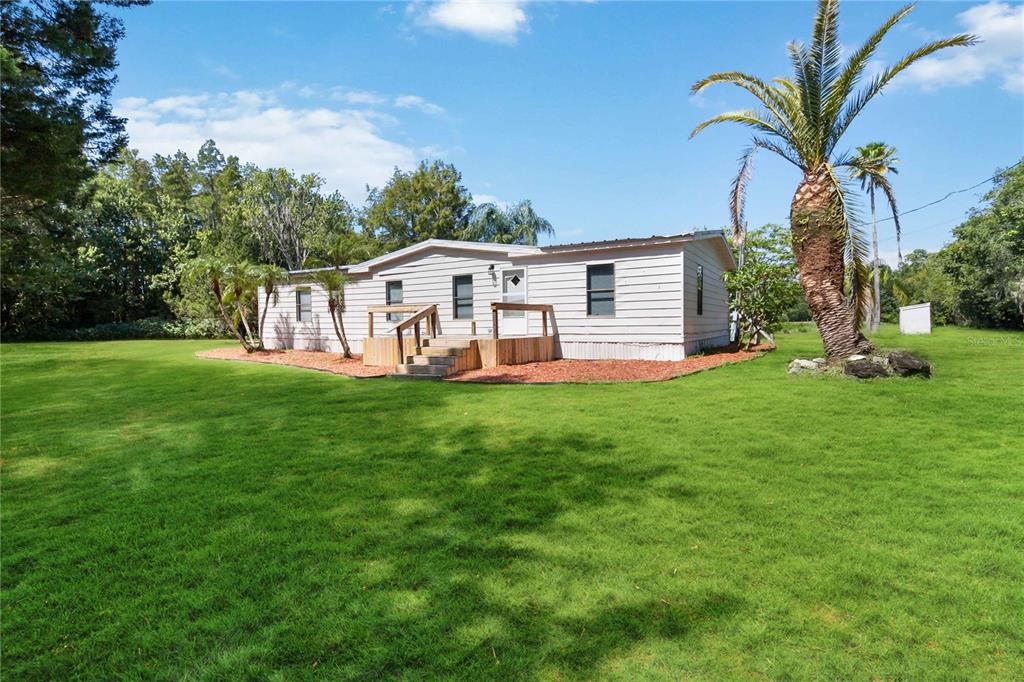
[854,158,1022,228]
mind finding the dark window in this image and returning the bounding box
[696,265,704,316]
[587,263,615,316]
[453,275,474,319]
[295,288,312,322]
[386,281,403,321]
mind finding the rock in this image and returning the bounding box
[844,358,889,379]
[847,354,867,362]
[812,358,826,365]
[788,359,820,375]
[887,351,931,378]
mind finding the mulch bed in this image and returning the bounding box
[197,345,767,384]
[446,346,766,384]
[195,347,390,378]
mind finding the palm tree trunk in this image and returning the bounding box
[212,283,253,352]
[790,166,873,359]
[258,291,272,351]
[327,298,353,358]
[870,190,881,333]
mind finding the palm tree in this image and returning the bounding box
[851,142,900,332]
[309,269,354,358]
[222,261,261,351]
[183,256,254,352]
[255,264,289,349]
[464,200,554,245]
[690,0,974,358]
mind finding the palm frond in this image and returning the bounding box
[729,147,757,242]
[873,173,903,262]
[828,166,872,330]
[690,72,802,148]
[690,110,788,140]
[832,33,977,145]
[822,3,914,148]
[808,0,843,143]
[752,136,805,170]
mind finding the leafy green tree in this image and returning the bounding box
[182,256,254,351]
[463,200,554,245]
[725,224,802,348]
[0,0,149,209]
[690,0,974,358]
[941,162,1024,329]
[887,249,958,325]
[360,160,473,250]
[309,270,354,358]
[850,142,900,332]
[243,168,355,270]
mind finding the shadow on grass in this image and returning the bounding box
[2,346,744,679]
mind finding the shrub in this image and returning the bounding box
[5,317,231,342]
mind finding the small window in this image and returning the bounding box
[452,275,474,319]
[587,263,615,317]
[295,288,312,322]
[386,281,403,322]
[696,264,704,316]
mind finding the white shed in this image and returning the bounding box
[899,302,932,335]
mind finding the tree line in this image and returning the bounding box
[1,139,553,337]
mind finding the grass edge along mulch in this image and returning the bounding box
[195,345,766,383]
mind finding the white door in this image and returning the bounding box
[501,268,528,336]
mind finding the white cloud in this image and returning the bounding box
[903,2,1023,93]
[394,94,446,115]
[115,89,417,203]
[334,88,389,106]
[417,0,528,43]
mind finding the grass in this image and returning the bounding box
[2,325,1022,679]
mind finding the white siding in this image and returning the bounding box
[682,239,731,352]
[259,237,733,359]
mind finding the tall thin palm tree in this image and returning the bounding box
[309,269,354,358]
[851,142,900,332]
[690,0,974,358]
[255,264,289,349]
[222,261,261,350]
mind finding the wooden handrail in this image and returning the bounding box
[393,304,438,360]
[490,302,554,339]
[367,304,424,314]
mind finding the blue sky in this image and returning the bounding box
[111,1,1023,261]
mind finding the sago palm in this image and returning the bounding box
[309,269,354,358]
[851,142,900,332]
[690,0,975,358]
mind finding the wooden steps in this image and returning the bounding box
[388,338,481,379]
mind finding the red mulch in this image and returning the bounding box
[197,344,768,384]
[447,346,768,384]
[196,347,390,378]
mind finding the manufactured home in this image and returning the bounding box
[260,231,735,376]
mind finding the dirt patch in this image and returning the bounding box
[196,347,390,378]
[447,346,767,384]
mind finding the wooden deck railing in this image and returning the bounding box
[391,305,439,359]
[490,302,554,339]
[366,304,429,339]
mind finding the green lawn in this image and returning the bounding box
[2,325,1022,679]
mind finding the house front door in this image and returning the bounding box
[500,268,527,336]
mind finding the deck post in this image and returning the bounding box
[414,320,421,352]
[367,312,374,338]
[491,307,499,340]
[542,311,548,337]
[395,328,404,363]
[471,320,477,336]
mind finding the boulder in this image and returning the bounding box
[847,354,868,362]
[811,358,826,365]
[788,359,820,375]
[844,358,889,379]
[887,351,931,378]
